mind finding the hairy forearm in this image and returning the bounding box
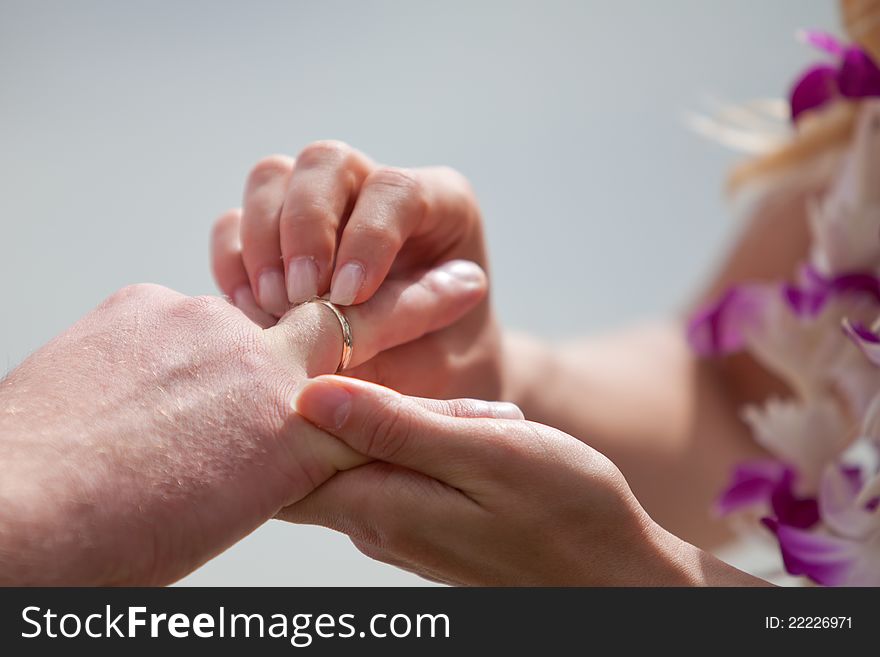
[0,399,113,585]
[501,322,767,550]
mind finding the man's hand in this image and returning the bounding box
[0,261,486,585]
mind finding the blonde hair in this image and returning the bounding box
[728,102,857,191]
[843,0,880,61]
[727,0,879,192]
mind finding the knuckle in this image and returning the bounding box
[436,164,470,191]
[105,283,173,307]
[439,165,481,224]
[168,294,241,330]
[348,221,403,255]
[362,396,412,461]
[280,199,339,234]
[591,450,625,488]
[247,155,293,188]
[296,139,351,168]
[368,166,422,198]
[211,208,240,239]
[440,165,477,195]
[366,166,428,224]
[443,398,482,418]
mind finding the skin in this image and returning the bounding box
[507,176,819,550]
[211,142,501,401]
[0,131,820,586]
[212,140,822,583]
[0,261,487,585]
[284,376,766,586]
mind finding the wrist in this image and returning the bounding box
[640,518,771,586]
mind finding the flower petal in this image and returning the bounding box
[842,318,880,365]
[819,465,879,538]
[787,266,880,316]
[808,102,880,273]
[762,518,880,586]
[790,65,840,122]
[838,47,880,99]
[687,284,777,356]
[716,459,787,515]
[742,397,850,491]
[718,459,818,528]
[799,30,845,56]
[746,289,880,401]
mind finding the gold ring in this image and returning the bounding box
[309,297,354,372]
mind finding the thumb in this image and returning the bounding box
[409,395,524,421]
[293,376,517,483]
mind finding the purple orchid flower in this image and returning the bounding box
[695,29,880,586]
[687,285,775,357]
[784,265,880,316]
[761,465,880,586]
[717,459,819,529]
[688,267,880,357]
[789,31,880,122]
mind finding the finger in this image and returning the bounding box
[210,208,276,328]
[330,166,479,306]
[277,461,472,566]
[278,463,421,535]
[292,374,505,483]
[410,396,524,420]
[280,141,373,304]
[270,259,488,375]
[240,155,295,317]
[340,259,486,367]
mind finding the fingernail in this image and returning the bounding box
[294,380,353,429]
[287,256,319,304]
[329,261,365,306]
[233,285,262,316]
[491,402,525,420]
[233,285,255,308]
[258,268,288,316]
[436,260,485,288]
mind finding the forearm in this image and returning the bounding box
[501,322,767,550]
[502,322,695,436]
[0,401,122,585]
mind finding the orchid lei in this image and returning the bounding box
[688,32,880,586]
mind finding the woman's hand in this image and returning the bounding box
[283,376,766,586]
[0,261,485,585]
[210,141,502,399]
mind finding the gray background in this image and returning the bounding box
[0,1,835,585]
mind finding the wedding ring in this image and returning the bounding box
[309,297,354,372]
